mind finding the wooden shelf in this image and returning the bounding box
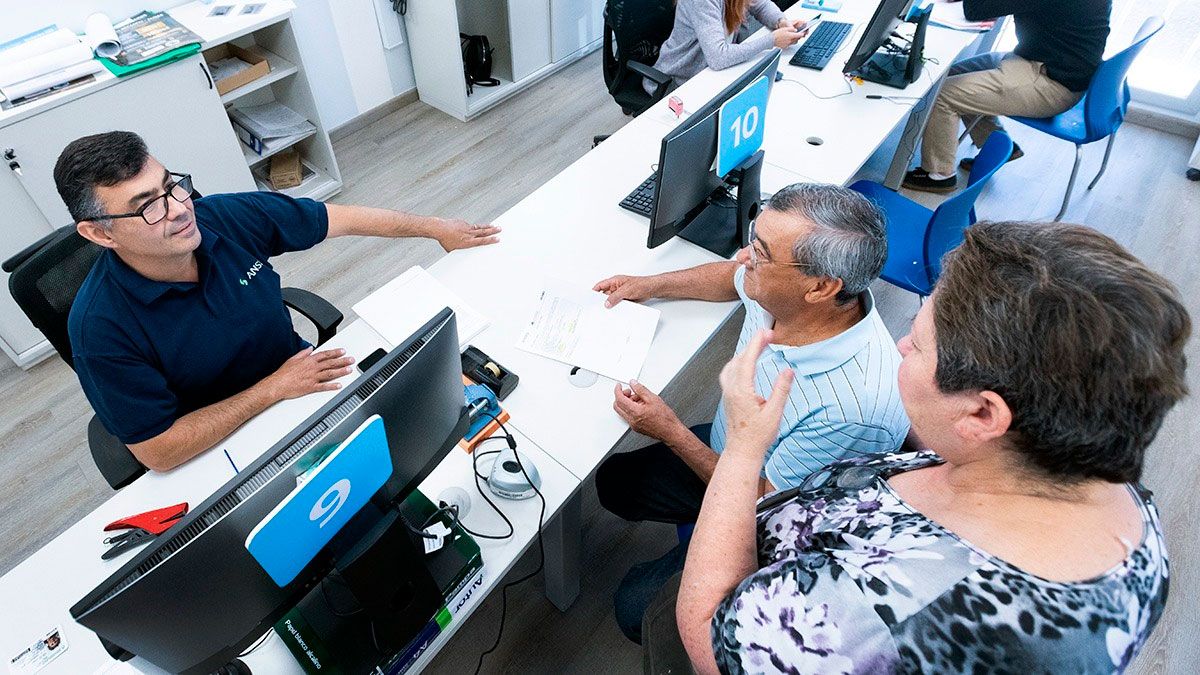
[219,47,299,104]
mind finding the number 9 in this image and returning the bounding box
[310,478,351,528]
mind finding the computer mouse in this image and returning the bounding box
[774,71,784,82]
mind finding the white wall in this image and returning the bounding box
[0,0,416,129]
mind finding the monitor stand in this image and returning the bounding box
[283,505,444,673]
[678,151,764,258]
[850,5,931,89]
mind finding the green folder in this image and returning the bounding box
[100,43,201,78]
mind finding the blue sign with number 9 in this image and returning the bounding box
[716,75,770,178]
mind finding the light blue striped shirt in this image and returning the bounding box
[709,267,909,489]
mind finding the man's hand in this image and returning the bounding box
[261,347,356,401]
[429,217,500,252]
[594,274,660,308]
[613,380,686,442]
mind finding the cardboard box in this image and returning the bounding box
[269,150,303,189]
[203,43,270,96]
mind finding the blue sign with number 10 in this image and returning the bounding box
[716,75,770,178]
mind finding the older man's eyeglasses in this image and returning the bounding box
[746,219,810,270]
[86,173,194,226]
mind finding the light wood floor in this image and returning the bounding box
[1,51,1195,674]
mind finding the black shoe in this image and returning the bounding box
[959,143,1023,172]
[902,169,957,193]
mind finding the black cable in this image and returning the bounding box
[473,417,548,675]
[238,631,271,657]
[459,444,518,540]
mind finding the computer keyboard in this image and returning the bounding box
[619,174,657,217]
[788,21,854,70]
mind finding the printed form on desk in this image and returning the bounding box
[352,266,488,350]
[516,278,660,384]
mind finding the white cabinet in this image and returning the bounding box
[407,0,604,120]
[0,55,255,368]
[551,0,605,62]
[0,171,56,365]
[0,56,254,227]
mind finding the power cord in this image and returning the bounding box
[470,414,548,675]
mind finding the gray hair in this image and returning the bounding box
[767,183,887,305]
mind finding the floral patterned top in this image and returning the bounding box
[712,452,1169,674]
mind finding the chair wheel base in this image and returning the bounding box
[1188,168,1200,181]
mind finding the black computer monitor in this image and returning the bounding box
[842,0,914,75]
[647,49,781,257]
[70,308,469,674]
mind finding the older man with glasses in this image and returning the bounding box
[56,131,499,472]
[591,182,909,644]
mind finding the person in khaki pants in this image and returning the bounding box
[904,0,1111,193]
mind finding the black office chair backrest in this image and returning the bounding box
[603,0,676,79]
[5,226,102,370]
[602,0,676,108]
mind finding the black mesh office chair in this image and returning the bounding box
[3,214,343,490]
[602,0,677,116]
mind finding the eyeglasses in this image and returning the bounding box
[746,219,810,270]
[86,173,193,226]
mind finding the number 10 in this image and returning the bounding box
[729,106,760,148]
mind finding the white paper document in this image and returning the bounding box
[516,278,661,383]
[352,265,488,350]
[929,0,994,32]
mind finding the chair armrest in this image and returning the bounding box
[88,416,145,490]
[282,287,343,346]
[626,61,673,102]
[3,225,76,273]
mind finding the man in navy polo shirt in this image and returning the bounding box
[55,131,499,472]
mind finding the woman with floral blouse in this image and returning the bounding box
[676,221,1188,673]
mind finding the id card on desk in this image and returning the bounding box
[9,627,67,674]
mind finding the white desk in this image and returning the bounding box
[0,3,983,673]
[0,320,582,674]
[636,0,985,188]
[426,2,979,484]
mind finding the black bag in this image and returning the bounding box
[460,33,500,94]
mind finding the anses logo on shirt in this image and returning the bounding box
[240,260,264,286]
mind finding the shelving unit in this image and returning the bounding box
[171,0,342,202]
[218,47,298,104]
[406,0,604,121]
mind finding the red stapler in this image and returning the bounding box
[102,502,188,560]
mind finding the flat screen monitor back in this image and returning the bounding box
[648,49,781,250]
[842,0,914,74]
[71,309,467,674]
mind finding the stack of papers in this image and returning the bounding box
[352,266,489,350]
[516,278,661,383]
[229,102,316,140]
[929,0,995,32]
[0,27,102,107]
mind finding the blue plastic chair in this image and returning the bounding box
[1008,17,1164,221]
[851,131,1014,296]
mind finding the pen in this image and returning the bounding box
[223,449,239,474]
